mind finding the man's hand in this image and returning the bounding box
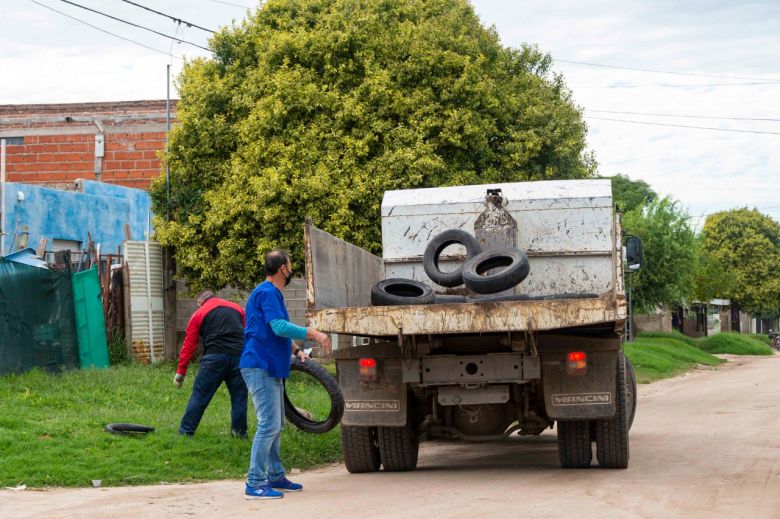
[315,330,332,352]
[173,373,185,389]
[294,348,310,363]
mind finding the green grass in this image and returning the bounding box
[747,333,772,346]
[624,337,725,384]
[0,362,341,488]
[636,330,698,347]
[696,332,774,356]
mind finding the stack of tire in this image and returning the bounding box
[371,229,531,306]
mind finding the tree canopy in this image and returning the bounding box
[621,197,696,312]
[150,0,596,290]
[608,174,657,213]
[698,208,780,316]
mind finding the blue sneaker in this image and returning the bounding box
[269,477,303,492]
[244,483,283,500]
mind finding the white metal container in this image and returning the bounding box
[380,179,615,296]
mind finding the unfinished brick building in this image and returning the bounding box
[0,100,175,190]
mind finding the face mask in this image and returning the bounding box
[284,267,293,287]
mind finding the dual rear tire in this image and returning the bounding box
[341,407,419,473]
[557,351,632,469]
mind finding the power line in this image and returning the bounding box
[577,81,778,89]
[118,0,215,33]
[29,0,182,59]
[587,110,780,123]
[206,0,254,8]
[555,58,780,84]
[58,0,211,51]
[585,116,780,135]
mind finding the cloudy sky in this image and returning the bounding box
[2,0,779,225]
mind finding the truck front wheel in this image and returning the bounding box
[595,350,630,468]
[341,426,381,473]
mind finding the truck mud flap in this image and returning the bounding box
[542,350,617,420]
[339,358,407,427]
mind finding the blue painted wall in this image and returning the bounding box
[2,180,151,254]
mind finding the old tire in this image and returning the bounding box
[104,423,155,435]
[371,278,435,306]
[341,426,381,473]
[284,358,344,434]
[557,420,592,468]
[377,406,419,471]
[423,229,482,288]
[626,356,637,431]
[595,350,630,468]
[434,294,467,304]
[462,247,530,294]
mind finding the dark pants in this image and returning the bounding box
[179,353,248,437]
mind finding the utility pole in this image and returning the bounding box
[1,138,6,257]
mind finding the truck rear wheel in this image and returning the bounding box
[378,419,419,471]
[341,426,381,473]
[557,420,592,468]
[626,356,637,431]
[595,350,630,468]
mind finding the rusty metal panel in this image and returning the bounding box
[307,296,626,336]
[124,241,164,363]
[304,222,384,310]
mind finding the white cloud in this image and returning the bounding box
[1,0,778,223]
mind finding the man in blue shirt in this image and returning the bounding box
[240,249,331,500]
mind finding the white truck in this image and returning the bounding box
[304,179,639,471]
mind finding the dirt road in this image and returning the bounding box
[3,354,780,519]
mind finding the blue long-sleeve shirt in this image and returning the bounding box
[270,319,307,341]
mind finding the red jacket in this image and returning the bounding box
[176,297,246,376]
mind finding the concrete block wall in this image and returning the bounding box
[176,278,309,336]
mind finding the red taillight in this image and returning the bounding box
[358,358,377,383]
[566,351,587,376]
[359,358,377,368]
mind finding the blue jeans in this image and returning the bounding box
[179,353,248,436]
[241,367,285,487]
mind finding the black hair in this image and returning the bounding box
[265,249,290,276]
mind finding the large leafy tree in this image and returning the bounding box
[699,209,780,315]
[150,0,596,290]
[621,197,696,312]
[608,174,657,213]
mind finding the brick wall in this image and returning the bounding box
[0,100,175,190]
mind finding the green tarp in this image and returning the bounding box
[0,258,79,375]
[71,268,109,369]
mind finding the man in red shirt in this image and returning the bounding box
[174,290,248,437]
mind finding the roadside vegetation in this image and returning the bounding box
[0,362,341,488]
[625,331,774,383]
[697,332,774,356]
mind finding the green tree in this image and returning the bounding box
[150,0,596,290]
[699,208,780,315]
[622,197,696,312]
[607,174,657,213]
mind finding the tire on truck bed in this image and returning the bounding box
[341,426,381,473]
[557,420,592,468]
[595,349,630,468]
